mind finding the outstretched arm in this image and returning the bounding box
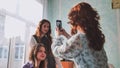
[52,34,82,60]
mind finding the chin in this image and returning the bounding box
[39,57,45,60]
[41,58,45,61]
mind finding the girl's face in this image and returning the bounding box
[41,22,50,34]
[37,47,46,61]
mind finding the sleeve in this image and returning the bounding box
[23,62,30,68]
[26,36,37,62]
[51,34,82,60]
[29,36,37,47]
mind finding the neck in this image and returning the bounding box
[41,33,45,37]
[37,33,45,38]
[77,26,85,34]
[35,60,41,68]
[37,60,41,66]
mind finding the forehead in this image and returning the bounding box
[39,46,45,50]
[42,22,49,25]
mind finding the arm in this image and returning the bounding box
[29,36,37,47]
[52,34,82,60]
[23,62,32,68]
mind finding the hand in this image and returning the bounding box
[61,29,71,38]
[55,27,63,37]
[55,27,70,38]
[35,58,38,68]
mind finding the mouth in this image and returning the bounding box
[45,30,48,32]
[45,31,48,33]
[41,56,45,58]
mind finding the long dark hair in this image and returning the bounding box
[68,2,105,51]
[37,19,56,68]
[37,19,54,56]
[38,19,52,44]
[29,43,46,68]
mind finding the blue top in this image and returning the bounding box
[52,32,108,68]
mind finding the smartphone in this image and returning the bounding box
[56,20,62,30]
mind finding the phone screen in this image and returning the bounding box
[56,20,62,30]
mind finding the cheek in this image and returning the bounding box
[41,27,44,31]
[37,53,46,58]
[45,26,49,30]
[37,53,41,57]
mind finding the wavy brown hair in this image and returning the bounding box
[68,2,105,51]
[35,19,52,44]
[29,43,46,68]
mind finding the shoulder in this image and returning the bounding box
[32,35,36,39]
[23,62,33,68]
[68,33,87,47]
[30,35,35,40]
[68,33,81,42]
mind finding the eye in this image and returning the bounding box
[44,51,46,54]
[38,50,42,52]
[47,25,49,28]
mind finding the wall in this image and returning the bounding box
[47,0,120,68]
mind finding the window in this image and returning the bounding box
[4,48,8,58]
[19,0,43,24]
[0,0,44,68]
[15,44,24,60]
[0,46,8,59]
[15,47,19,59]
[0,47,3,58]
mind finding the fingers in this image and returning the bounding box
[56,27,60,31]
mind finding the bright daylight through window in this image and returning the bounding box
[0,0,43,68]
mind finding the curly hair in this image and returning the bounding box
[68,2,105,51]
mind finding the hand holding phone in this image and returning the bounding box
[56,20,62,30]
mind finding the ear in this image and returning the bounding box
[77,25,80,29]
[73,25,77,30]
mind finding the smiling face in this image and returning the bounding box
[36,46,46,61]
[41,22,50,35]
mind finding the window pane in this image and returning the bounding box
[0,47,3,58]
[0,0,17,14]
[0,0,43,68]
[19,0,43,24]
[4,16,25,41]
[20,47,24,59]
[15,47,19,59]
[4,48,8,58]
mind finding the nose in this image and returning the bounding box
[45,27,49,30]
[42,52,46,56]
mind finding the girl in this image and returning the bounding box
[30,19,62,68]
[52,2,108,68]
[23,43,47,68]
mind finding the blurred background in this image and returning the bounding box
[0,0,120,68]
